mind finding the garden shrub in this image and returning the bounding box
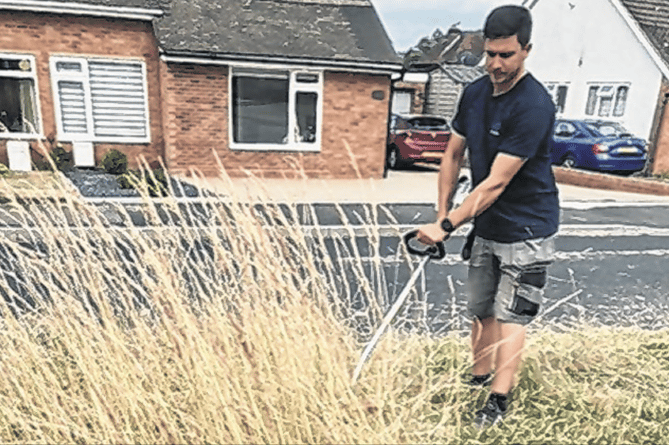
[49,144,73,172]
[101,149,128,175]
[117,168,169,197]
[146,168,169,197]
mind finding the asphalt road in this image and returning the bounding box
[326,202,669,335]
[1,177,668,333]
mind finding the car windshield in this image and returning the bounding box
[407,117,448,130]
[586,122,632,138]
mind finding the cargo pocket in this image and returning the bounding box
[509,268,547,317]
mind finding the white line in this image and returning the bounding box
[2,223,669,238]
[561,200,669,209]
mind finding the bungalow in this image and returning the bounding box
[0,0,402,179]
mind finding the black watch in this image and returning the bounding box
[440,218,455,234]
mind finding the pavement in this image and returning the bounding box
[181,165,669,207]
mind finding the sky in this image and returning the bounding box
[372,0,517,52]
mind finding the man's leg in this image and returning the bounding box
[466,238,500,385]
[490,321,525,395]
[474,236,554,429]
[471,316,498,377]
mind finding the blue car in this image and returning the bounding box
[550,119,647,173]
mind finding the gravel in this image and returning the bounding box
[64,168,203,199]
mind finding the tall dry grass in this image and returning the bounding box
[0,172,666,444]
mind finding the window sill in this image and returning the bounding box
[0,133,43,140]
[59,135,151,145]
[230,143,321,153]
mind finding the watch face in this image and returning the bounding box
[441,218,454,233]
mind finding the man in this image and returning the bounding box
[417,5,559,429]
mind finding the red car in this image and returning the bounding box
[386,114,451,170]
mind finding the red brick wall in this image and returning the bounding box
[321,71,390,179]
[0,10,163,169]
[159,63,229,177]
[651,79,669,175]
[162,64,391,179]
[393,81,426,114]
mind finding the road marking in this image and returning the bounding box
[561,201,669,209]
[2,223,669,238]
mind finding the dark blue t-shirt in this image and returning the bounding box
[452,73,559,242]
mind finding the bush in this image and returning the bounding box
[49,143,73,172]
[0,163,9,176]
[117,168,169,197]
[146,168,169,197]
[101,149,128,175]
[116,172,135,190]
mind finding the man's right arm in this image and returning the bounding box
[437,132,467,220]
[416,133,466,246]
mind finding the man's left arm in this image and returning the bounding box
[417,153,525,245]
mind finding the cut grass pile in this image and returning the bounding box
[0,174,666,444]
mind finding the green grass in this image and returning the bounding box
[0,171,665,444]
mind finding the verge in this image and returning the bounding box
[553,166,669,196]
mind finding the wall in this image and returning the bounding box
[424,70,462,120]
[392,81,426,114]
[651,79,669,174]
[526,0,663,140]
[0,10,164,169]
[162,65,391,179]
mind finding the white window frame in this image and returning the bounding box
[50,56,151,143]
[585,82,630,118]
[544,82,569,115]
[229,65,323,152]
[0,53,42,139]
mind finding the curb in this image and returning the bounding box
[553,167,669,196]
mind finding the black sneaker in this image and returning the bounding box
[473,393,508,429]
[462,372,492,387]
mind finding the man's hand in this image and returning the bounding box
[416,222,450,245]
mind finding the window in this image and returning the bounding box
[51,57,150,142]
[554,121,576,137]
[230,67,322,151]
[585,83,629,118]
[613,86,628,117]
[545,83,569,114]
[0,54,40,136]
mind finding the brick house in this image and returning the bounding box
[0,0,402,179]
[526,0,669,174]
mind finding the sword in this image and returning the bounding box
[352,230,446,384]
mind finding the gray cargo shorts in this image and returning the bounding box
[467,235,556,325]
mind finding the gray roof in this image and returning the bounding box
[435,65,486,84]
[2,0,400,69]
[620,0,669,67]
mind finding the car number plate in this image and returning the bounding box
[617,147,638,154]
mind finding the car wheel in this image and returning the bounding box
[561,155,576,168]
[387,146,403,170]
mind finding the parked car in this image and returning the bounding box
[550,119,647,173]
[386,114,451,170]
